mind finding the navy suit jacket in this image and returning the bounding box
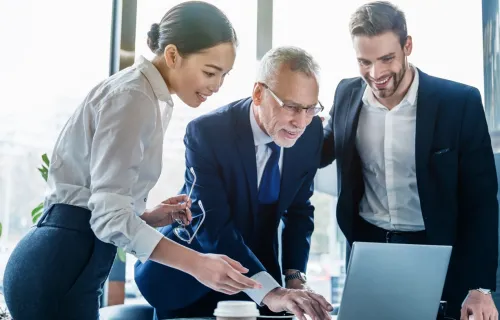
[321,69,498,311]
[135,97,322,317]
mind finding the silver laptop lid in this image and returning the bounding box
[337,242,452,320]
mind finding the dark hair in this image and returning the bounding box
[147,1,237,56]
[349,1,408,47]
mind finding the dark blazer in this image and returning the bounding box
[321,68,499,314]
[135,97,323,318]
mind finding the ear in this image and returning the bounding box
[252,82,264,106]
[403,35,413,56]
[163,44,181,69]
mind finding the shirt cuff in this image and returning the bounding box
[126,223,164,263]
[244,271,280,305]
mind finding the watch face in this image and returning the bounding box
[478,288,491,295]
[300,272,307,282]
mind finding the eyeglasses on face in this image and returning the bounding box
[259,82,324,116]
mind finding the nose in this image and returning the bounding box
[369,62,383,79]
[208,76,224,93]
[291,109,308,129]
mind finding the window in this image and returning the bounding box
[0,0,112,307]
[273,0,483,304]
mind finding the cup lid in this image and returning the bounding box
[213,301,260,317]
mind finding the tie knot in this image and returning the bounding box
[266,142,280,154]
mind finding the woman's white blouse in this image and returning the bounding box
[45,56,173,263]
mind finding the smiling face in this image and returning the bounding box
[165,42,236,108]
[252,64,319,148]
[353,31,414,107]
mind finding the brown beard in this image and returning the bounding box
[366,62,407,98]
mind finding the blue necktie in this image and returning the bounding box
[258,142,281,204]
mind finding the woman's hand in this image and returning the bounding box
[141,194,192,228]
[190,254,262,294]
[150,239,262,295]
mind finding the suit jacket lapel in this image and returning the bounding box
[343,83,365,168]
[415,69,439,177]
[234,98,259,217]
[341,71,439,179]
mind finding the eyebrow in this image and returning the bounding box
[204,64,223,72]
[357,53,395,63]
[283,100,318,108]
[377,53,395,60]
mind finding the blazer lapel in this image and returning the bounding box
[415,69,439,176]
[343,83,365,167]
[234,98,259,217]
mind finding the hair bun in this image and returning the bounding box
[147,23,160,52]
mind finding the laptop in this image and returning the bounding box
[336,242,452,320]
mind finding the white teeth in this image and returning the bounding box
[198,93,207,99]
[374,77,390,85]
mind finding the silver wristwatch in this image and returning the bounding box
[284,271,307,283]
[474,288,492,295]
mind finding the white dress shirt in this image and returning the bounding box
[243,105,283,304]
[356,66,425,231]
[45,55,173,263]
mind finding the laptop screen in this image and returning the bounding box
[336,242,451,320]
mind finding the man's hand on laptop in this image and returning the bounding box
[262,287,333,320]
[286,278,311,290]
[460,290,498,320]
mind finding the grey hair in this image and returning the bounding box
[256,46,320,86]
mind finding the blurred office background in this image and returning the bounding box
[0,0,498,310]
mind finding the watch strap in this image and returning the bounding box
[284,271,306,282]
[474,288,492,295]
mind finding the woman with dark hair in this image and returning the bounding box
[3,2,260,319]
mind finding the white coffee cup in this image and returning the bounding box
[213,300,260,320]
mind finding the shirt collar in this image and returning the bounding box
[362,64,419,109]
[136,55,174,107]
[249,103,273,146]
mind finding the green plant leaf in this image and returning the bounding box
[42,153,50,167]
[117,248,126,262]
[38,165,49,182]
[0,222,3,238]
[31,202,44,217]
[32,208,43,219]
[30,153,51,228]
[32,212,42,224]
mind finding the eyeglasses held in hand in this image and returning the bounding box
[173,200,206,244]
[173,167,205,244]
